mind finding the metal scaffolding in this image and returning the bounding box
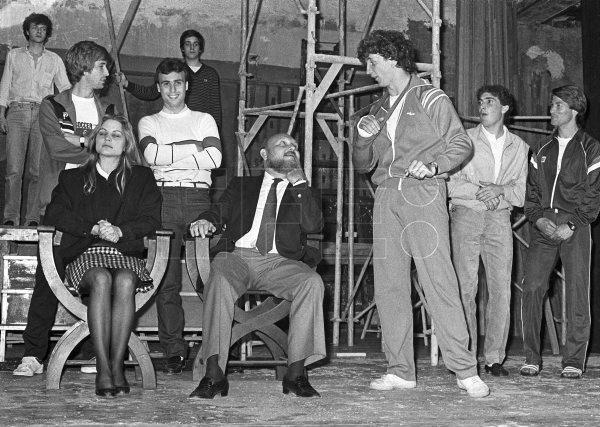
[236,0,441,347]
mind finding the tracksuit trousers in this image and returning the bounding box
[521,209,591,370]
[372,178,477,381]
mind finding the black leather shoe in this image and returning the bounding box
[95,377,116,398]
[3,220,14,226]
[115,378,130,395]
[484,363,509,377]
[282,375,320,397]
[27,221,38,227]
[164,356,185,375]
[189,376,229,399]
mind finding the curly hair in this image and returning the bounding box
[65,41,111,85]
[552,85,587,126]
[476,85,514,115]
[179,29,204,54]
[357,30,417,74]
[22,13,53,42]
[80,114,144,196]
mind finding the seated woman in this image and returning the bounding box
[44,114,161,397]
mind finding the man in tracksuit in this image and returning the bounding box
[448,85,529,377]
[520,85,600,379]
[13,41,113,376]
[353,30,489,398]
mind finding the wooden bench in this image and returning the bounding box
[37,226,172,390]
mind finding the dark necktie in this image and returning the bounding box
[256,178,282,255]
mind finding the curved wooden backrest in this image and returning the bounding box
[184,236,211,297]
[38,225,172,321]
[135,230,172,311]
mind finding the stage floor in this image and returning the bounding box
[2,335,600,426]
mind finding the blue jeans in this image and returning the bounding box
[450,206,512,365]
[4,102,42,224]
[157,187,211,358]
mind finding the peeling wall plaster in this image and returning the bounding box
[526,45,565,80]
[0,0,456,68]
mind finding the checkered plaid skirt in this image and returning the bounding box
[65,246,153,295]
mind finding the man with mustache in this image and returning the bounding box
[520,85,600,379]
[188,133,325,399]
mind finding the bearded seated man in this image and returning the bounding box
[188,133,326,399]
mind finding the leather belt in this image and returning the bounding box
[156,181,209,189]
[9,101,40,108]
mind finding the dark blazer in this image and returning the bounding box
[44,165,162,262]
[195,174,322,265]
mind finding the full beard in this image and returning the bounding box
[265,155,297,173]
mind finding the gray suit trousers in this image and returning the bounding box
[202,247,326,373]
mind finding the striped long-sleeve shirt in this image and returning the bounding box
[126,62,222,128]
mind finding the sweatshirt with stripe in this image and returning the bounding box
[353,75,472,186]
[525,129,600,227]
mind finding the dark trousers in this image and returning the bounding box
[22,264,59,360]
[157,187,211,358]
[521,210,591,370]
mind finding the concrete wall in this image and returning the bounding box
[0,0,458,91]
[513,22,582,147]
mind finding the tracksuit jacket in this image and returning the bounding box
[525,129,600,227]
[353,75,472,185]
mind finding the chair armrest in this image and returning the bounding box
[37,225,88,320]
[136,230,173,311]
[184,235,211,297]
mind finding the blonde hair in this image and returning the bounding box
[81,114,143,195]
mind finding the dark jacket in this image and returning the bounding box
[525,129,600,227]
[38,89,114,212]
[195,174,322,265]
[44,165,162,262]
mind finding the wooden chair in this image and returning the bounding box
[37,225,171,390]
[186,236,301,382]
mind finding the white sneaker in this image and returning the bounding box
[370,373,416,390]
[80,357,97,374]
[457,375,490,398]
[13,357,44,377]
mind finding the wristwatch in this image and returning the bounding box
[79,136,86,148]
[567,220,576,231]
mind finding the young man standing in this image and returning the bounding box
[448,85,529,376]
[520,85,600,379]
[13,40,113,376]
[138,58,221,374]
[119,30,221,128]
[0,13,71,226]
[353,30,489,398]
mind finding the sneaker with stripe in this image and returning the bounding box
[560,366,583,379]
[520,364,540,377]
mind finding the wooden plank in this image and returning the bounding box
[114,0,141,54]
